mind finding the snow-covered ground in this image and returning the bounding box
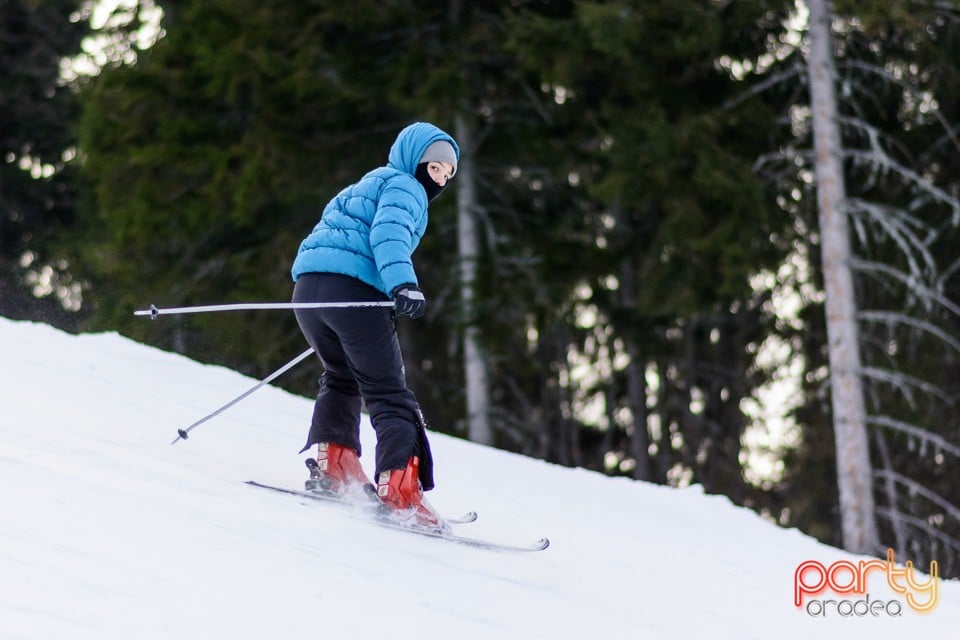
[1,316,957,639]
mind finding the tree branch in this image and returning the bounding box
[875,469,960,522]
[841,143,960,229]
[862,367,955,408]
[722,62,805,111]
[858,310,960,353]
[851,259,960,318]
[845,198,937,281]
[866,414,960,457]
[876,507,960,554]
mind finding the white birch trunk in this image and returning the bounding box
[454,115,493,445]
[806,0,880,554]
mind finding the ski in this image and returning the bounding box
[369,511,550,552]
[245,480,477,524]
[245,480,549,552]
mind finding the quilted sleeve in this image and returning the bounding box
[369,177,428,295]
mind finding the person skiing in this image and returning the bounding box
[290,121,458,531]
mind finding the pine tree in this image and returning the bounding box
[505,0,795,496]
[75,0,407,378]
[0,0,87,327]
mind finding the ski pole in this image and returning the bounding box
[171,347,315,445]
[136,300,395,318]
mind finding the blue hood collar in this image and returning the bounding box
[387,122,460,175]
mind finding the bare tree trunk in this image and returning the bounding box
[806,0,880,554]
[619,250,652,481]
[454,114,493,445]
[626,337,651,481]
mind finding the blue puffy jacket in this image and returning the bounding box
[291,122,459,297]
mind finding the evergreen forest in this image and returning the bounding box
[3,0,959,575]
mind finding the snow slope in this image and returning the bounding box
[1,316,957,639]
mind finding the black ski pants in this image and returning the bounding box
[292,272,434,489]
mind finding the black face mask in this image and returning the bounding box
[415,162,446,202]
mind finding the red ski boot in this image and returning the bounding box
[305,442,373,500]
[376,457,448,533]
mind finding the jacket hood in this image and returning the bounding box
[387,122,460,176]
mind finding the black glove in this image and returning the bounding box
[392,284,426,319]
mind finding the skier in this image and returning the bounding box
[290,121,459,530]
